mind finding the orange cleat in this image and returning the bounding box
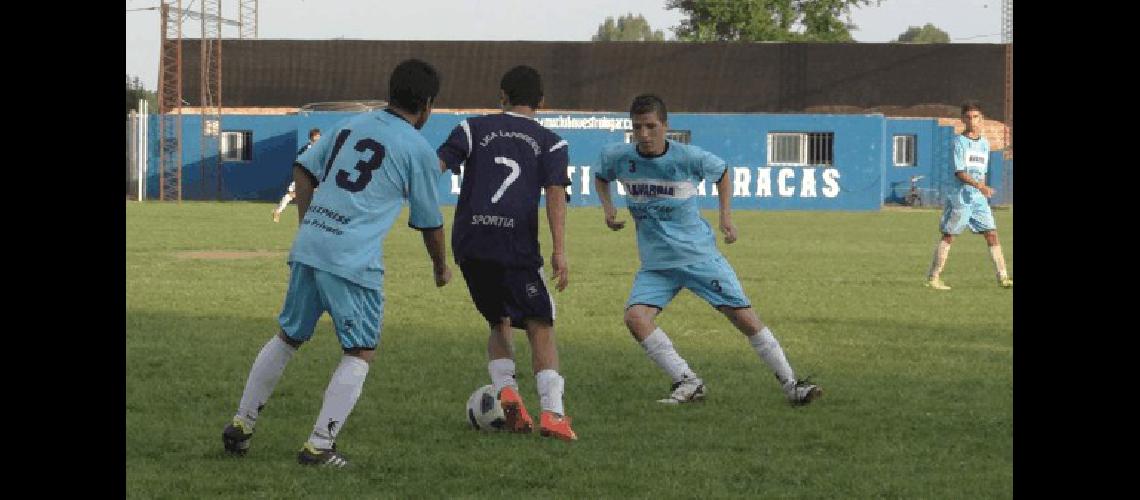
[498,386,534,433]
[539,411,578,442]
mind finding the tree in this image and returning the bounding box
[126,74,157,115]
[592,13,666,41]
[666,0,879,42]
[894,23,950,43]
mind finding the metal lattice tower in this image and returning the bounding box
[1002,0,1013,157]
[1002,0,1013,44]
[158,1,184,202]
[200,0,223,199]
[239,0,258,39]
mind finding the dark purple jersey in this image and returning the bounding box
[438,112,570,268]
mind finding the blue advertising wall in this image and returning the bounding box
[148,111,1006,210]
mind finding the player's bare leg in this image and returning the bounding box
[720,306,820,406]
[626,305,704,404]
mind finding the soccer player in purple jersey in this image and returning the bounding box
[438,65,576,441]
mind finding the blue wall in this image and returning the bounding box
[884,119,941,205]
[148,114,299,200]
[147,111,1007,210]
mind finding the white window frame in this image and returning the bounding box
[767,132,834,167]
[893,135,917,167]
[220,130,253,162]
[767,132,807,166]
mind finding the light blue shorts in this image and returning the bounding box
[626,256,751,310]
[940,196,996,235]
[278,262,384,350]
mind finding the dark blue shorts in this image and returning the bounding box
[459,259,555,330]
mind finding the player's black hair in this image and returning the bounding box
[961,100,983,115]
[630,94,667,122]
[500,65,544,109]
[308,128,320,139]
[389,59,441,114]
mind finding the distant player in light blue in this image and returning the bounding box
[595,94,821,407]
[925,101,1013,290]
[222,59,452,468]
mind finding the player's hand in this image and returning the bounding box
[433,265,452,287]
[979,185,994,198]
[605,212,626,231]
[551,253,569,292]
[719,216,738,244]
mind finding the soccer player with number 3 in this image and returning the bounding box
[222,59,451,467]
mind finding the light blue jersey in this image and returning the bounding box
[597,140,727,270]
[939,133,996,234]
[290,110,444,290]
[947,134,990,206]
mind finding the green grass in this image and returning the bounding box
[126,202,1012,499]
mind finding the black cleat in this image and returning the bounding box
[222,419,253,455]
[298,442,349,468]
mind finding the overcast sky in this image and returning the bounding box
[126,0,1005,90]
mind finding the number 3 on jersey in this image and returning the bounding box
[491,156,519,204]
[322,129,386,193]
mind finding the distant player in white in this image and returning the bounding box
[595,94,821,406]
[273,128,321,223]
[925,101,1013,290]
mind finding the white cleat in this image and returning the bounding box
[657,376,706,404]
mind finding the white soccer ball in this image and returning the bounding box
[466,384,506,431]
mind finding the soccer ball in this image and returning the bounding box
[466,384,506,431]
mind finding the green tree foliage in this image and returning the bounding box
[126,74,158,115]
[666,0,880,42]
[593,13,666,41]
[894,23,950,43]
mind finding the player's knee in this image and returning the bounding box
[344,347,376,363]
[941,234,954,243]
[277,330,304,348]
[624,308,651,332]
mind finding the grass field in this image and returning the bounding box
[126,202,1012,499]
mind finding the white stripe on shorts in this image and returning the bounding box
[538,266,556,321]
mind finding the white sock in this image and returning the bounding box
[927,240,951,279]
[640,328,697,383]
[748,327,797,388]
[488,358,517,394]
[235,335,296,430]
[308,356,369,450]
[536,369,565,416]
[989,245,1008,278]
[275,195,292,213]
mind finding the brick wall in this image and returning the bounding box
[936,117,1010,152]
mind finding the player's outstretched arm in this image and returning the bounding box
[292,163,317,227]
[594,177,625,231]
[420,227,451,287]
[545,185,569,292]
[716,172,738,244]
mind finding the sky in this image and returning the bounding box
[126,0,1005,91]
